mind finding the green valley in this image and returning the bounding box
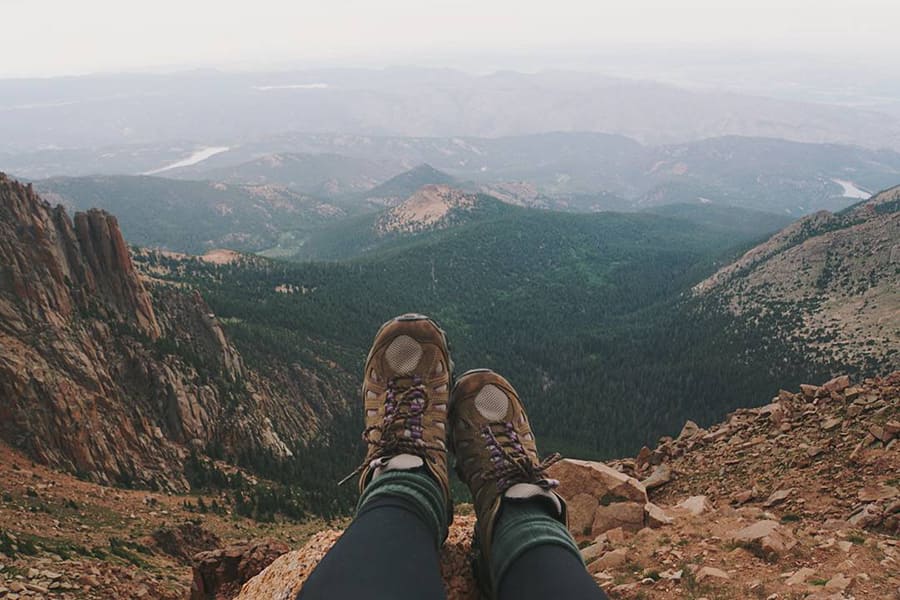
[138,203,828,462]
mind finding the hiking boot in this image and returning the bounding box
[450,369,568,594]
[343,313,453,516]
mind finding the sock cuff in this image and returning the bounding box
[357,469,449,546]
[490,501,583,595]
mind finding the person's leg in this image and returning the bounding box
[298,314,455,600]
[299,467,447,600]
[450,369,608,599]
[494,502,608,600]
[498,542,608,600]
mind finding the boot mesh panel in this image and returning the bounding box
[385,335,423,374]
[474,384,510,421]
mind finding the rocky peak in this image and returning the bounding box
[0,172,159,338]
[375,185,479,234]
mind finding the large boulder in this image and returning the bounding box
[729,520,797,558]
[676,495,714,516]
[822,375,851,393]
[191,539,290,600]
[591,502,645,536]
[236,515,479,600]
[548,459,648,504]
[640,464,672,490]
[567,493,600,537]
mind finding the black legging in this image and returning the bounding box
[298,494,608,600]
[499,544,607,600]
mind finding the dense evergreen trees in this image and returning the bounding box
[139,207,850,516]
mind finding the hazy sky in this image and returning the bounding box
[2,0,899,78]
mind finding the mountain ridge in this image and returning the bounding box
[362,164,457,207]
[4,69,900,153]
[33,175,346,254]
[695,185,900,371]
[375,184,502,235]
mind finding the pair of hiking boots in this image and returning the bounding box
[351,313,568,591]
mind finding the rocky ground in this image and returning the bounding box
[608,371,900,599]
[0,443,336,599]
[229,372,899,600]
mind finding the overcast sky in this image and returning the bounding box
[2,0,898,78]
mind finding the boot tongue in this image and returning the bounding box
[503,482,563,516]
[372,453,424,479]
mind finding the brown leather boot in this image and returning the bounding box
[343,314,453,519]
[450,369,568,594]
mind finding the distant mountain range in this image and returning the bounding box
[18,133,900,220]
[215,134,900,215]
[35,170,797,261]
[3,68,900,153]
[178,153,398,199]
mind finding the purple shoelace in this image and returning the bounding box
[340,375,444,485]
[481,421,561,493]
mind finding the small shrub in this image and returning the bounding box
[109,537,152,567]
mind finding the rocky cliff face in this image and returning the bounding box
[0,173,351,491]
[0,177,159,337]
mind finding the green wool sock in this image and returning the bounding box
[489,499,583,594]
[356,468,449,547]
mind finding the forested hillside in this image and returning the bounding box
[289,187,517,260]
[34,175,346,254]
